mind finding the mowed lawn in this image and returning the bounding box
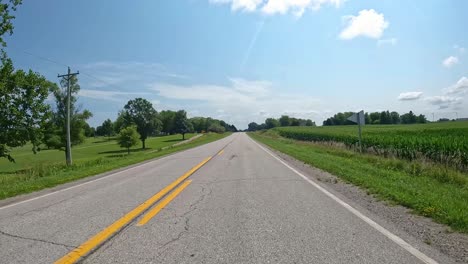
[0,134,195,173]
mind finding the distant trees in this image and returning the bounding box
[323,110,427,126]
[279,115,291,126]
[189,117,236,133]
[117,126,140,154]
[120,98,161,149]
[96,119,113,138]
[247,115,316,131]
[265,118,280,129]
[159,110,176,135]
[174,110,193,139]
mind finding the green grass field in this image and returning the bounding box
[250,123,468,233]
[0,133,196,173]
[0,133,229,200]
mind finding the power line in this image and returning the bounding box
[19,50,132,92]
[22,51,69,68]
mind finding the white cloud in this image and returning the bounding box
[339,9,389,40]
[149,78,321,128]
[209,0,262,12]
[209,0,345,17]
[442,56,459,68]
[398,91,423,101]
[444,76,468,95]
[425,95,463,109]
[78,89,151,102]
[262,0,345,17]
[377,38,397,46]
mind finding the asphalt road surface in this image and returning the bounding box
[0,133,453,263]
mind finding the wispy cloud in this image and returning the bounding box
[78,89,151,102]
[444,76,468,95]
[78,61,188,88]
[241,20,265,71]
[209,0,346,17]
[398,91,423,101]
[425,95,463,110]
[339,9,389,40]
[149,77,322,128]
[442,56,459,68]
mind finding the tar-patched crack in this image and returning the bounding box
[156,183,213,255]
[0,229,75,249]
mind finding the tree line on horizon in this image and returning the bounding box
[322,110,428,126]
[247,116,316,131]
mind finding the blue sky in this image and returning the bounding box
[5,0,468,128]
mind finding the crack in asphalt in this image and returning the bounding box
[0,229,75,249]
[156,183,214,255]
[13,197,75,217]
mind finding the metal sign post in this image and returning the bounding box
[347,110,365,152]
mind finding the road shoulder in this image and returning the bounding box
[251,136,468,263]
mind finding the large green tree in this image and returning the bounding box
[174,110,193,140]
[121,98,161,149]
[0,59,56,162]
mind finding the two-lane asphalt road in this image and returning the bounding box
[0,133,453,263]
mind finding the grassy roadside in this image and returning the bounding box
[0,133,230,200]
[249,131,468,233]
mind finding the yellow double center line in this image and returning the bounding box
[55,156,213,264]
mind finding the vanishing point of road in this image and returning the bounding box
[0,133,453,263]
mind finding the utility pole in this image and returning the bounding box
[58,67,79,166]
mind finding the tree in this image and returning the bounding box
[101,119,113,138]
[401,111,417,124]
[265,118,280,129]
[113,112,126,135]
[117,126,140,154]
[0,59,56,162]
[305,119,315,126]
[160,110,176,134]
[390,111,400,124]
[417,114,427,124]
[49,75,92,153]
[208,124,225,133]
[121,98,161,149]
[279,115,291,127]
[174,110,193,140]
[248,122,259,131]
[83,122,95,137]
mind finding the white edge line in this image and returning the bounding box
[248,136,438,264]
[0,149,181,211]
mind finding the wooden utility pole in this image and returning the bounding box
[58,67,79,166]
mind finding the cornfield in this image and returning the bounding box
[274,122,468,170]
